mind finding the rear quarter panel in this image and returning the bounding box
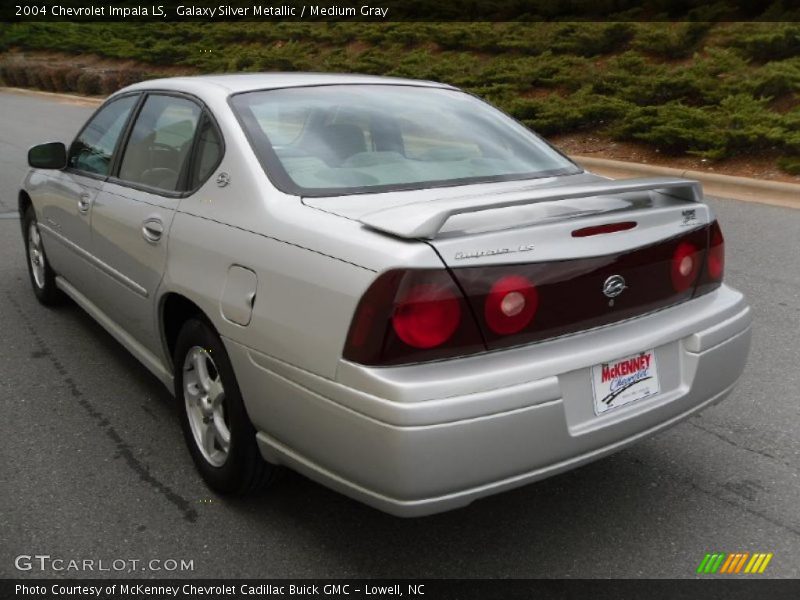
[163,212,376,379]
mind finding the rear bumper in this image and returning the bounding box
[226,284,751,517]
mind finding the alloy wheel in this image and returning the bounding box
[182,346,231,467]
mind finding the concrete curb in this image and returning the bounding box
[574,155,800,210]
[0,86,103,107]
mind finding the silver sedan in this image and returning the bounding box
[19,73,751,516]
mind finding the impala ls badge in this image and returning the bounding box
[453,244,534,260]
[603,275,627,304]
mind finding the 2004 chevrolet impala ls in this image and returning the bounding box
[19,73,751,516]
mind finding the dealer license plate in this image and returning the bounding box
[591,349,660,415]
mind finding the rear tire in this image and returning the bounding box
[174,318,276,494]
[22,205,64,306]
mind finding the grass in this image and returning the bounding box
[0,21,798,173]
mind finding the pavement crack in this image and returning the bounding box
[7,292,198,523]
[631,456,800,540]
[722,479,766,502]
[686,479,800,539]
[688,419,795,470]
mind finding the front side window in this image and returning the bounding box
[68,95,138,176]
[231,85,580,197]
[118,94,201,192]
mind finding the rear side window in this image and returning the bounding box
[189,116,223,189]
[68,95,138,176]
[118,94,201,192]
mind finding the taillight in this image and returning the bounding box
[344,223,722,366]
[343,269,484,366]
[393,282,461,348]
[671,241,702,292]
[694,219,725,297]
[707,220,725,280]
[484,275,538,335]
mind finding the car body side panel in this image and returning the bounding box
[162,210,377,380]
[24,169,100,295]
[88,181,178,356]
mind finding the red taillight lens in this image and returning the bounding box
[707,220,725,280]
[393,282,461,348]
[671,241,701,292]
[694,219,725,297]
[343,269,484,366]
[484,275,538,335]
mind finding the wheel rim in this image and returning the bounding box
[28,222,46,289]
[183,346,231,467]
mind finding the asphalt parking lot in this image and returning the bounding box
[0,89,798,579]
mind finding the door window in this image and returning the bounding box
[118,95,201,192]
[67,95,138,176]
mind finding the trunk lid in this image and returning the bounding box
[335,176,724,365]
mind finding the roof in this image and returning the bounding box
[121,72,454,100]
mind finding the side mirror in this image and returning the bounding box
[28,142,67,169]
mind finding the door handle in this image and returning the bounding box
[142,218,164,243]
[77,193,92,214]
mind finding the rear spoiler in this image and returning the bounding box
[359,177,702,240]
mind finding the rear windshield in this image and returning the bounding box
[230,85,580,197]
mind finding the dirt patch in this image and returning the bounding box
[346,40,371,55]
[521,87,563,99]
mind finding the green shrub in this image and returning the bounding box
[48,68,67,92]
[115,69,147,89]
[632,22,712,59]
[510,86,633,135]
[777,156,800,175]
[749,58,800,98]
[100,72,121,95]
[518,52,594,91]
[614,102,724,156]
[714,94,786,154]
[614,95,788,159]
[778,109,800,151]
[10,66,29,88]
[76,71,102,95]
[550,23,635,57]
[726,23,800,62]
[63,68,83,92]
[34,68,57,91]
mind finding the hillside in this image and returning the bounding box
[1,22,798,176]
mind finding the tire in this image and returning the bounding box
[174,318,276,494]
[22,205,64,306]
